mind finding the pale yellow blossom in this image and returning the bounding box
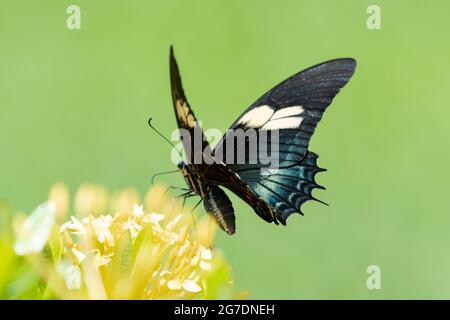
[90,215,114,247]
[183,280,202,293]
[60,216,85,234]
[92,250,112,269]
[72,246,86,263]
[15,183,243,300]
[132,204,144,216]
[122,217,143,239]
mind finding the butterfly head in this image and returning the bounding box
[177,161,186,171]
[177,161,189,182]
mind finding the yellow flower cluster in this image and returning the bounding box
[14,183,243,300]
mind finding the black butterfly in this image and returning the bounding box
[169,47,356,235]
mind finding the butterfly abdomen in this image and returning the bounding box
[203,185,236,235]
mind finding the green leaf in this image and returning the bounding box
[132,223,153,262]
[203,252,242,300]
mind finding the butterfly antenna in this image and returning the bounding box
[147,117,183,158]
[150,169,179,186]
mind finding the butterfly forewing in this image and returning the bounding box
[214,58,356,166]
[170,47,237,234]
[170,47,211,164]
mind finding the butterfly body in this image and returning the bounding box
[178,161,205,197]
[169,47,356,235]
[178,160,236,234]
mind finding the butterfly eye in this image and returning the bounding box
[177,161,185,170]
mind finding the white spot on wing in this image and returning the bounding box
[271,106,304,120]
[237,105,274,128]
[262,117,303,130]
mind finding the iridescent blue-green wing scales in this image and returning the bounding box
[238,151,326,224]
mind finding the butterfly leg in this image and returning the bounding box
[181,194,187,212]
[188,197,204,232]
[175,190,196,199]
[162,185,191,199]
[191,197,203,214]
[168,185,191,192]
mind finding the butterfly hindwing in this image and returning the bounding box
[236,151,326,224]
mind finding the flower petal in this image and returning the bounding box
[183,280,202,293]
[133,204,145,216]
[199,261,212,271]
[145,212,165,224]
[72,247,86,263]
[167,279,182,290]
[14,202,55,255]
[92,250,112,269]
[66,265,82,290]
[60,216,85,234]
[166,215,182,230]
[200,247,212,260]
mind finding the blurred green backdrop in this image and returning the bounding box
[1,0,450,299]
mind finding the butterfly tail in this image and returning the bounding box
[274,151,327,225]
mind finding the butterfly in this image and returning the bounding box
[169,46,356,235]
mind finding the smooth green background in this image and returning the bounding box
[1,0,450,299]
